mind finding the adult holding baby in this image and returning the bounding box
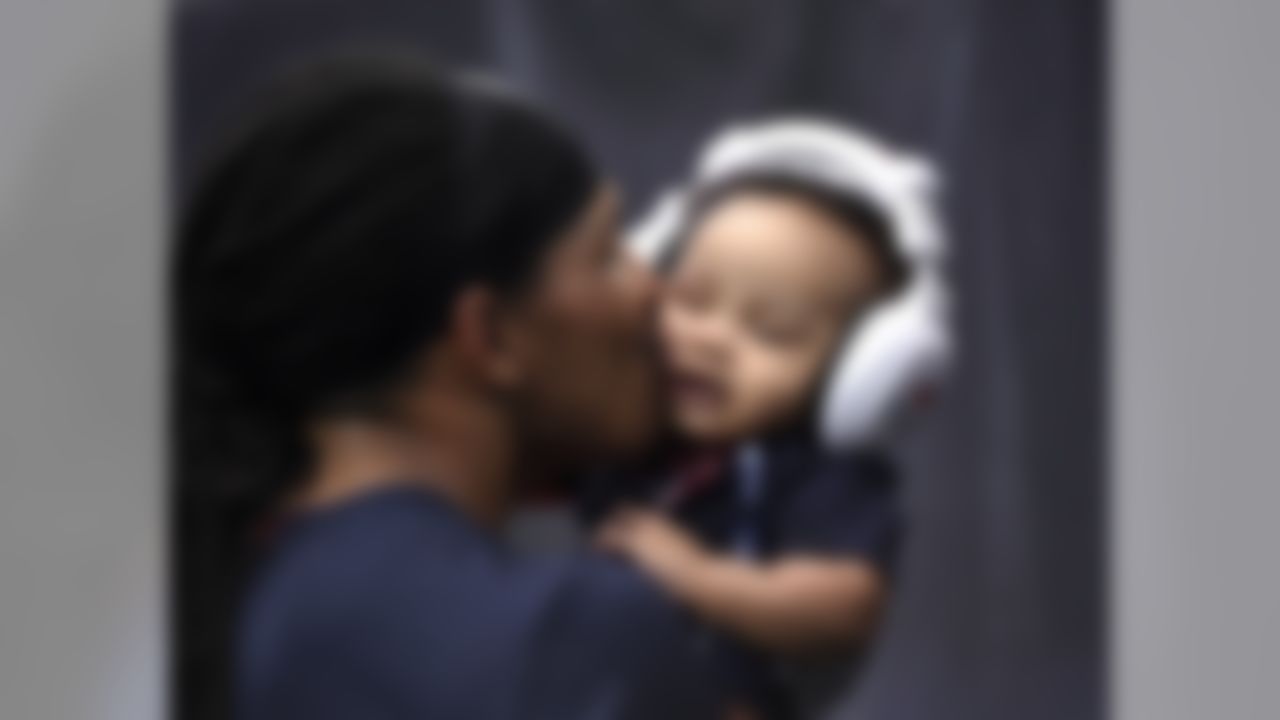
[174,58,723,720]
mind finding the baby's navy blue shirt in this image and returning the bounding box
[583,438,905,719]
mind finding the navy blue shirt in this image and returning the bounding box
[236,486,723,720]
[585,441,903,572]
[582,440,904,719]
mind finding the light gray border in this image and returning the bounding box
[1114,1,1280,718]
[0,0,163,718]
[1,1,1279,718]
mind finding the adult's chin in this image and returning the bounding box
[603,390,665,460]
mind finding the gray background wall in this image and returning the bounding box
[174,2,1106,719]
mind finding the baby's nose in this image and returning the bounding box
[686,314,737,363]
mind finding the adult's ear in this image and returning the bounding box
[447,284,527,388]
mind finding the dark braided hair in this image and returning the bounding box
[172,56,595,720]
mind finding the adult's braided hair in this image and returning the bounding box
[172,56,595,720]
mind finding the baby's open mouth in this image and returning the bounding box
[669,367,729,410]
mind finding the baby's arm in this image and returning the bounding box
[597,506,887,656]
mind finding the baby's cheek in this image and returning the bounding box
[731,350,816,433]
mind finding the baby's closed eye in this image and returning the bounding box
[745,302,823,346]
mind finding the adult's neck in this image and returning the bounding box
[299,390,521,529]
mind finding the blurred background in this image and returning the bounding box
[174,1,1105,718]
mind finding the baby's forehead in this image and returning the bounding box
[675,194,875,305]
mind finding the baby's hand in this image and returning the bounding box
[595,506,709,583]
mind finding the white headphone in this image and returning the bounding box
[630,118,953,451]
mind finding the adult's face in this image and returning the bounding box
[501,185,664,465]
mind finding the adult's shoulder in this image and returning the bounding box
[250,487,487,606]
[240,488,726,719]
[237,488,526,717]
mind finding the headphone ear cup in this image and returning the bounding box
[818,276,952,451]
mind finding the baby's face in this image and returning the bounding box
[659,190,887,444]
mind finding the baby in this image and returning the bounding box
[589,120,948,718]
